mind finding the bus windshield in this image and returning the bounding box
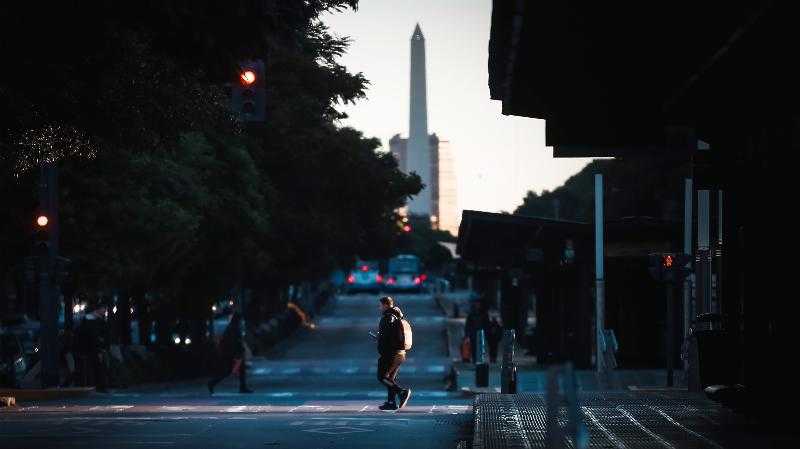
[388,255,420,274]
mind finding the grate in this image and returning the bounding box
[473,391,733,449]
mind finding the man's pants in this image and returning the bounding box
[377,352,406,403]
[208,358,247,390]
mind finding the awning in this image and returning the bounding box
[488,1,797,154]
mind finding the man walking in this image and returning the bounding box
[207,312,253,394]
[376,296,411,410]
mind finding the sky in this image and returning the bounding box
[322,0,594,214]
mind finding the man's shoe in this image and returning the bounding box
[398,389,412,409]
[239,387,254,393]
[378,401,397,411]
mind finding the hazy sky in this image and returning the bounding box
[322,0,593,214]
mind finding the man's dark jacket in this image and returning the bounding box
[377,306,404,355]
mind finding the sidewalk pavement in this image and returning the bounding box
[0,387,94,402]
[457,365,687,395]
[472,391,799,448]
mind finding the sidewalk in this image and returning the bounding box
[472,391,799,448]
[457,365,687,395]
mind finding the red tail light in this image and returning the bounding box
[420,274,427,281]
[414,277,421,285]
[376,274,383,283]
[387,277,396,285]
[361,265,369,271]
[347,274,355,284]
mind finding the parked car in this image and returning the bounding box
[384,254,425,293]
[345,260,383,293]
[0,314,40,357]
[0,330,27,388]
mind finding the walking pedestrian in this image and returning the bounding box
[207,312,253,394]
[376,296,412,410]
[75,304,110,392]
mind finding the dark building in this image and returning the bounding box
[486,0,799,417]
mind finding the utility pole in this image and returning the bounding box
[594,174,605,375]
[697,190,712,326]
[683,179,693,344]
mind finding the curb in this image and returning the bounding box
[0,387,94,401]
[460,386,500,397]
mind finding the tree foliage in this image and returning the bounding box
[514,158,687,222]
[0,1,421,322]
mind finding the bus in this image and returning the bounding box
[385,254,425,292]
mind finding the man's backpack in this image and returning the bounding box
[394,316,413,351]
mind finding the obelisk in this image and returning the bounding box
[407,23,431,215]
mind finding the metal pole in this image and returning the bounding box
[715,190,723,317]
[501,329,516,393]
[697,190,711,326]
[38,164,59,388]
[666,281,674,387]
[594,174,605,374]
[683,179,693,342]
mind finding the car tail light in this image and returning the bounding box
[376,274,383,283]
[361,265,369,271]
[420,274,427,281]
[414,277,421,285]
[387,277,396,285]
[347,274,355,284]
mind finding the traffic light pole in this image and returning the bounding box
[37,164,60,388]
[665,280,675,387]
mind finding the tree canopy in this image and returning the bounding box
[0,1,421,319]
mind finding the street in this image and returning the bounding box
[0,293,473,449]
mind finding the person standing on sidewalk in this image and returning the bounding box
[207,312,253,394]
[376,296,411,410]
[465,301,490,363]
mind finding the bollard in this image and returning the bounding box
[475,329,489,387]
[501,329,517,393]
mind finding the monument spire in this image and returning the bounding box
[407,23,430,215]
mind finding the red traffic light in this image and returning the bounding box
[36,215,49,227]
[240,69,257,86]
[402,225,411,233]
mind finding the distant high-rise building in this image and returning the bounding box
[389,133,459,236]
[390,24,460,236]
[435,138,459,236]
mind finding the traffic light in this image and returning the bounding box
[33,213,50,254]
[649,253,692,283]
[231,60,266,122]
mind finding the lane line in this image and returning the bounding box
[649,406,725,449]
[582,407,628,449]
[617,406,675,449]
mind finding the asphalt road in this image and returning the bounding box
[0,293,473,449]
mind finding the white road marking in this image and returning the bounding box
[225,406,247,412]
[426,365,445,373]
[617,406,675,449]
[359,405,370,412]
[649,406,725,449]
[88,405,134,411]
[582,407,628,449]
